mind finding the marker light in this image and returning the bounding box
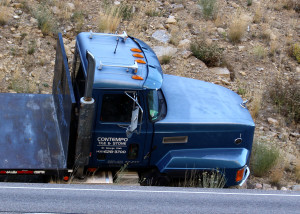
[87,168,97,172]
[132,75,144,80]
[63,176,69,181]
[236,168,245,182]
[135,59,146,64]
[131,48,142,53]
[133,53,144,58]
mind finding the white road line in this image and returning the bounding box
[0,186,299,197]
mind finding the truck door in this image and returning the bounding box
[90,90,149,168]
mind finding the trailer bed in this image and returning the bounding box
[0,93,66,169]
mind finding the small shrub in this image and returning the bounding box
[160,55,171,65]
[178,170,226,188]
[0,6,8,26]
[228,17,247,43]
[268,78,300,123]
[190,40,224,67]
[270,167,284,187]
[119,4,133,21]
[72,10,85,33]
[0,0,10,6]
[250,90,262,119]
[237,87,247,96]
[27,41,36,55]
[252,45,267,59]
[247,0,252,6]
[253,7,263,23]
[250,140,280,177]
[34,5,57,35]
[145,9,161,17]
[199,0,218,20]
[269,41,280,57]
[292,43,300,63]
[98,5,122,33]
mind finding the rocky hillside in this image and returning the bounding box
[0,0,299,190]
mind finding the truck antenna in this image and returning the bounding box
[114,37,119,54]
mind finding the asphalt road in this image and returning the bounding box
[0,183,299,214]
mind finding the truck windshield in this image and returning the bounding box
[148,90,160,121]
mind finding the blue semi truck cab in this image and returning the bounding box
[0,32,254,187]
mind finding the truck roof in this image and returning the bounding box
[76,32,163,90]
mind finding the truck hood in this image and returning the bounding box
[158,74,254,126]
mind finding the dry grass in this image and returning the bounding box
[253,7,263,23]
[270,166,284,187]
[252,45,267,59]
[0,0,10,6]
[98,5,122,33]
[291,43,300,63]
[228,15,247,44]
[295,160,300,183]
[0,6,9,26]
[176,170,226,188]
[270,41,280,56]
[250,140,280,177]
[160,55,172,65]
[190,39,224,67]
[250,89,262,119]
[268,77,300,123]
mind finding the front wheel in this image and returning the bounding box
[139,168,170,186]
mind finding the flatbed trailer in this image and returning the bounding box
[0,35,75,178]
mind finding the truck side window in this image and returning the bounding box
[100,94,134,123]
[147,89,167,122]
[148,90,159,121]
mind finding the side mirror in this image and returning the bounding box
[126,106,139,138]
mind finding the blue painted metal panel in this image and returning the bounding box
[0,94,66,169]
[89,89,153,168]
[76,32,163,90]
[159,74,254,125]
[156,148,249,171]
[53,33,76,160]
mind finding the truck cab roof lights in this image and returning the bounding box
[133,53,144,58]
[89,30,128,42]
[135,59,146,64]
[132,75,144,80]
[131,48,142,53]
[98,61,138,73]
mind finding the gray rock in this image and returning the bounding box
[52,6,60,15]
[30,17,38,25]
[181,50,192,59]
[171,4,184,12]
[280,187,288,191]
[152,46,177,60]
[178,39,191,49]
[13,15,20,19]
[66,3,75,11]
[292,185,300,191]
[166,16,177,24]
[267,118,279,126]
[255,183,262,189]
[152,30,171,44]
[262,183,272,190]
[14,10,23,15]
[209,67,230,79]
[217,28,225,34]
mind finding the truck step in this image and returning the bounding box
[70,171,113,184]
[115,171,139,185]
